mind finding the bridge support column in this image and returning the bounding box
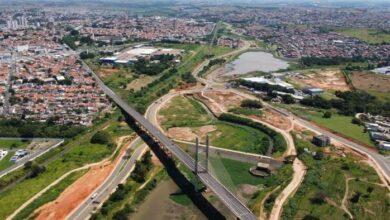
[195,137,199,174]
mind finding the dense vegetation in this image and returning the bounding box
[181,71,196,84]
[282,135,387,219]
[132,55,174,75]
[80,51,96,60]
[198,58,225,77]
[0,119,85,138]
[90,130,114,147]
[61,29,94,50]
[300,56,371,67]
[131,151,153,183]
[300,90,390,117]
[237,79,294,94]
[240,99,263,109]
[218,113,287,154]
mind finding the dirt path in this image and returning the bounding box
[341,176,354,219]
[258,186,280,220]
[268,159,306,220]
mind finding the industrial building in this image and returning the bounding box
[100,46,183,65]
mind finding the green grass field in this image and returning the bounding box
[347,180,389,219]
[282,104,374,147]
[0,140,30,149]
[103,68,134,91]
[159,96,213,129]
[305,111,374,147]
[337,28,390,44]
[210,157,262,187]
[282,136,385,220]
[160,96,271,154]
[0,152,15,171]
[211,122,270,154]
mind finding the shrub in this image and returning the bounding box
[91,131,112,145]
[240,99,263,109]
[351,117,363,126]
[281,94,295,104]
[323,111,332,118]
[310,192,326,204]
[350,192,361,203]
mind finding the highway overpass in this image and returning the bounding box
[85,63,257,220]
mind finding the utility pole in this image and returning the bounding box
[195,137,199,174]
[205,135,209,172]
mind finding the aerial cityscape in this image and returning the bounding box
[0,0,389,220]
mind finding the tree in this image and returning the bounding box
[80,51,96,60]
[28,164,46,178]
[131,160,148,183]
[310,191,326,204]
[70,29,79,36]
[24,161,33,170]
[351,117,363,126]
[350,192,361,203]
[313,151,324,160]
[91,131,112,145]
[181,72,196,84]
[282,94,295,104]
[323,111,332,118]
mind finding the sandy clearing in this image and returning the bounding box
[197,125,217,138]
[250,108,292,131]
[166,125,218,142]
[203,90,244,110]
[126,75,157,91]
[351,71,390,93]
[167,127,197,142]
[98,67,119,78]
[290,69,350,91]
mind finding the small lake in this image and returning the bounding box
[224,51,290,76]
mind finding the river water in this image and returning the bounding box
[224,51,290,76]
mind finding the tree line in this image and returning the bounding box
[0,119,85,138]
[300,90,390,117]
[218,113,287,154]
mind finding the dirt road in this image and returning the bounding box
[268,159,306,220]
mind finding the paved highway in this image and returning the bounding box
[68,137,147,220]
[0,139,64,179]
[85,63,257,220]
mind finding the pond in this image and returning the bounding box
[224,51,290,76]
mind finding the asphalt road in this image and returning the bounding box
[68,137,147,220]
[84,62,257,220]
[0,139,64,179]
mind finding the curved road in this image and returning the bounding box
[79,60,257,220]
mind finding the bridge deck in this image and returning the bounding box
[87,64,257,220]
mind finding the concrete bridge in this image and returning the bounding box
[86,63,257,220]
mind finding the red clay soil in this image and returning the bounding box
[203,90,244,110]
[33,137,133,220]
[34,162,114,220]
[250,108,292,130]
